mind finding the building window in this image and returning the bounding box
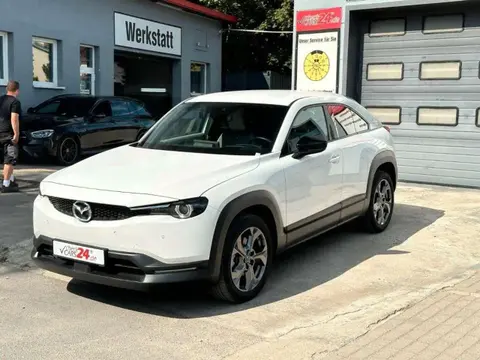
[367,63,404,81]
[423,14,464,34]
[80,45,95,95]
[476,108,480,127]
[0,32,8,85]
[32,37,58,87]
[419,61,461,80]
[369,18,406,37]
[190,62,207,96]
[366,107,401,125]
[417,107,458,126]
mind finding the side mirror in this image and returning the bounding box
[292,134,328,159]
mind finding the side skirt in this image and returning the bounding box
[282,194,367,251]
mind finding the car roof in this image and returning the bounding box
[48,94,141,102]
[185,90,351,106]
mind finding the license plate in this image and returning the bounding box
[52,240,105,266]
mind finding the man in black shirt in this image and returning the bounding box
[0,80,21,193]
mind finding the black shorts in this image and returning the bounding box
[1,138,18,165]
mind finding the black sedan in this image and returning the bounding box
[20,94,156,165]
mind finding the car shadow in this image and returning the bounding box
[66,203,445,318]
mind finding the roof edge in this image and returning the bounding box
[158,0,237,23]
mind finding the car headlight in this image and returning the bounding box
[130,197,208,219]
[31,129,54,139]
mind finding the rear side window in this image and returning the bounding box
[111,100,131,116]
[326,104,370,138]
[128,101,151,117]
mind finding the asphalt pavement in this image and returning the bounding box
[0,166,56,268]
[1,169,480,359]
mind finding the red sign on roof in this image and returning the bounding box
[296,7,342,32]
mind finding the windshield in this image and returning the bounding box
[138,102,289,155]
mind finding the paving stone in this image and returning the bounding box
[322,273,480,360]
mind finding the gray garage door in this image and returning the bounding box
[360,6,480,188]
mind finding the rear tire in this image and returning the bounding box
[211,214,273,303]
[362,170,394,233]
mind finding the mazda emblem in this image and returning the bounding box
[72,201,93,222]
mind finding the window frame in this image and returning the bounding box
[368,17,406,38]
[366,62,404,81]
[0,32,8,86]
[422,13,465,35]
[419,60,462,80]
[365,106,402,125]
[280,104,333,157]
[476,108,480,128]
[416,106,459,127]
[80,44,96,95]
[324,103,371,140]
[32,36,59,88]
[190,61,208,96]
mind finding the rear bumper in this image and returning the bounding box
[31,235,210,291]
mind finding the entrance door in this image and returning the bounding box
[80,45,95,95]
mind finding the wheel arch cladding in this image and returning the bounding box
[366,150,398,203]
[208,190,286,283]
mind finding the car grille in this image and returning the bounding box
[48,197,132,221]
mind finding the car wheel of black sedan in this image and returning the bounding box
[56,136,80,166]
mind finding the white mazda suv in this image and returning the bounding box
[31,90,397,303]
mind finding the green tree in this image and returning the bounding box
[195,0,293,73]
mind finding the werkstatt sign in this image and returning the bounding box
[114,12,182,56]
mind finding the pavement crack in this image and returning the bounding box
[326,308,363,323]
[365,303,412,331]
[277,308,363,339]
[310,349,327,359]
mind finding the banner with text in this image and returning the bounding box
[114,13,182,56]
[295,31,339,92]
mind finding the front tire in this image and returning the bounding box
[56,136,80,166]
[211,214,273,303]
[362,171,394,233]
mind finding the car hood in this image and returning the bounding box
[42,145,260,200]
[21,114,82,131]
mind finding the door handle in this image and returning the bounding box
[329,154,340,164]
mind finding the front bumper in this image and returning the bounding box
[21,135,56,159]
[31,236,210,290]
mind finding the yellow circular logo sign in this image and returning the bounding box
[303,50,330,81]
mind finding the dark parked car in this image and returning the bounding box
[20,94,156,165]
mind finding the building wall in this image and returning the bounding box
[0,0,223,109]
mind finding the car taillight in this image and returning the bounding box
[383,125,391,132]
